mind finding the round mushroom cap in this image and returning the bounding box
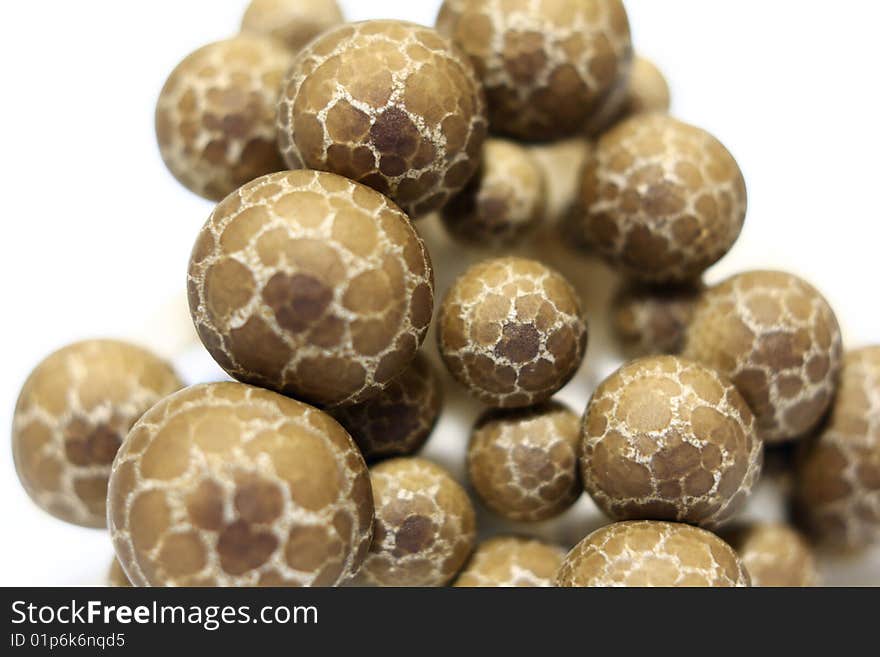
[241,0,344,51]
[576,114,747,283]
[188,170,434,408]
[107,382,374,587]
[722,522,818,587]
[357,457,476,586]
[468,402,582,521]
[795,346,880,549]
[278,19,488,217]
[583,54,671,136]
[581,355,762,528]
[684,270,843,443]
[455,536,565,587]
[331,353,443,461]
[155,35,293,201]
[436,0,633,140]
[626,56,671,116]
[438,256,588,408]
[12,339,182,528]
[556,520,750,587]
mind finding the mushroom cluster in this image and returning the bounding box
[12,0,879,589]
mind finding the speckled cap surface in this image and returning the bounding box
[357,457,476,586]
[556,520,750,587]
[156,36,293,201]
[277,20,488,217]
[108,382,373,587]
[454,536,564,587]
[187,170,434,408]
[684,271,843,443]
[436,0,633,140]
[331,353,443,461]
[438,256,588,408]
[12,340,182,528]
[576,114,747,283]
[581,355,762,528]
[468,402,582,521]
[795,346,880,548]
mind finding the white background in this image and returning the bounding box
[0,1,878,586]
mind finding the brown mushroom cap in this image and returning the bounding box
[454,536,565,587]
[278,19,488,217]
[584,54,672,136]
[581,355,763,528]
[795,346,880,549]
[156,36,293,201]
[241,0,344,52]
[468,401,582,521]
[575,114,747,283]
[684,270,843,443]
[438,256,588,408]
[626,56,672,116]
[108,382,373,587]
[556,520,750,587]
[12,339,182,528]
[436,0,633,140]
[187,169,434,408]
[356,457,476,586]
[331,353,443,461]
[721,522,819,587]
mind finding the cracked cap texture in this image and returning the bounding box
[454,536,565,587]
[156,35,293,202]
[108,382,373,587]
[241,0,344,52]
[722,522,818,587]
[442,138,546,247]
[12,340,182,528]
[436,0,632,140]
[556,520,750,587]
[795,346,880,549]
[330,353,443,462]
[468,402,582,521]
[684,271,843,444]
[277,20,488,217]
[576,114,747,283]
[187,170,434,408]
[582,356,762,529]
[357,457,476,586]
[438,257,588,408]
